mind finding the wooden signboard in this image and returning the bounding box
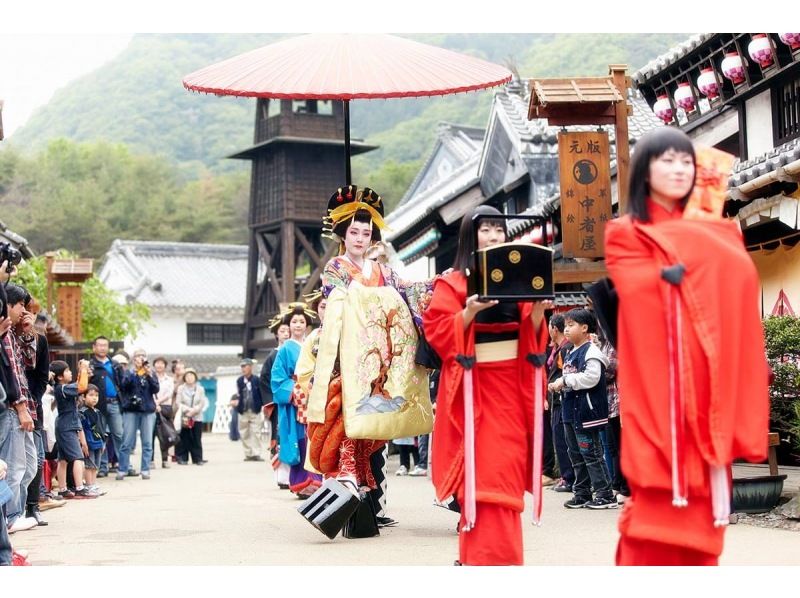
[558,131,613,258]
[57,285,83,341]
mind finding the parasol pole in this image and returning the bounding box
[343,99,352,185]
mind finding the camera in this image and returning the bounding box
[128,395,143,410]
[0,242,22,273]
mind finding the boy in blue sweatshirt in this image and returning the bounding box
[548,309,616,510]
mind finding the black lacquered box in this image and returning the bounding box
[468,241,555,301]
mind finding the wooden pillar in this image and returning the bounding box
[610,65,631,216]
[281,221,296,303]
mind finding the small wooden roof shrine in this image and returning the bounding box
[528,66,632,215]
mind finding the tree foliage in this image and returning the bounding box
[13,252,150,342]
[0,139,250,259]
[763,316,800,451]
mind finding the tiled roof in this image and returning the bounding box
[395,122,485,209]
[99,240,248,311]
[385,154,481,241]
[387,80,662,244]
[494,81,662,160]
[632,34,714,85]
[729,138,800,187]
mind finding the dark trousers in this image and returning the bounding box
[177,423,203,464]
[398,444,419,469]
[564,423,612,500]
[551,404,574,485]
[418,434,429,468]
[605,415,629,495]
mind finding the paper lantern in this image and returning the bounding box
[721,52,746,84]
[697,68,720,99]
[748,34,774,68]
[653,95,674,124]
[779,33,800,51]
[674,82,696,112]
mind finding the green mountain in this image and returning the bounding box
[10,33,687,183]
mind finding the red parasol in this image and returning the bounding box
[183,33,512,183]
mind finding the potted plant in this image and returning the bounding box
[731,316,800,513]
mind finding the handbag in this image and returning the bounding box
[342,490,380,539]
[414,332,442,370]
[156,412,180,447]
[297,477,361,540]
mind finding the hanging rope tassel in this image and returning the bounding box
[710,465,731,527]
[527,352,548,526]
[456,354,477,532]
[662,264,688,508]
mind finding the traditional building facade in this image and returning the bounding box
[99,240,250,425]
[633,33,800,317]
[385,77,662,307]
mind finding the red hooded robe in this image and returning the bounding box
[605,202,769,563]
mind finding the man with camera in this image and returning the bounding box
[88,336,126,478]
[116,349,159,481]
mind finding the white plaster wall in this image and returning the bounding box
[126,314,243,356]
[690,108,740,148]
[745,90,774,159]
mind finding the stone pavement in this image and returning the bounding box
[11,434,800,566]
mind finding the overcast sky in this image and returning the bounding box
[0,2,769,140]
[0,34,133,137]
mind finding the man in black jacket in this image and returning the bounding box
[88,336,125,477]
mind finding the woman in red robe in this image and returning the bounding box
[423,206,551,566]
[604,127,769,565]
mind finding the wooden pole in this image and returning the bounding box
[281,221,296,303]
[610,65,631,216]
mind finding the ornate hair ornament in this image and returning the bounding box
[322,185,390,237]
[281,301,318,322]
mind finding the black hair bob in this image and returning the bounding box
[627,127,696,223]
[452,205,506,275]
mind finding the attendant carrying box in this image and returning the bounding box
[467,214,555,302]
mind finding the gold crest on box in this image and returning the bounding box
[468,242,555,301]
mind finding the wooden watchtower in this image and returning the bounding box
[232,99,375,356]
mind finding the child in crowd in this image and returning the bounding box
[79,384,107,494]
[548,309,616,510]
[51,360,97,499]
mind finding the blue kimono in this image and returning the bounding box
[271,339,303,466]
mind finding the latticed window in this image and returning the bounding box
[775,76,800,145]
[187,323,244,346]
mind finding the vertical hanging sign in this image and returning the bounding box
[558,131,612,258]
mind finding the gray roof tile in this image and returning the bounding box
[632,34,714,85]
[99,240,248,310]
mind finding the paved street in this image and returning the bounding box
[11,434,800,566]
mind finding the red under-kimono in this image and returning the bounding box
[605,200,769,565]
[423,272,549,565]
